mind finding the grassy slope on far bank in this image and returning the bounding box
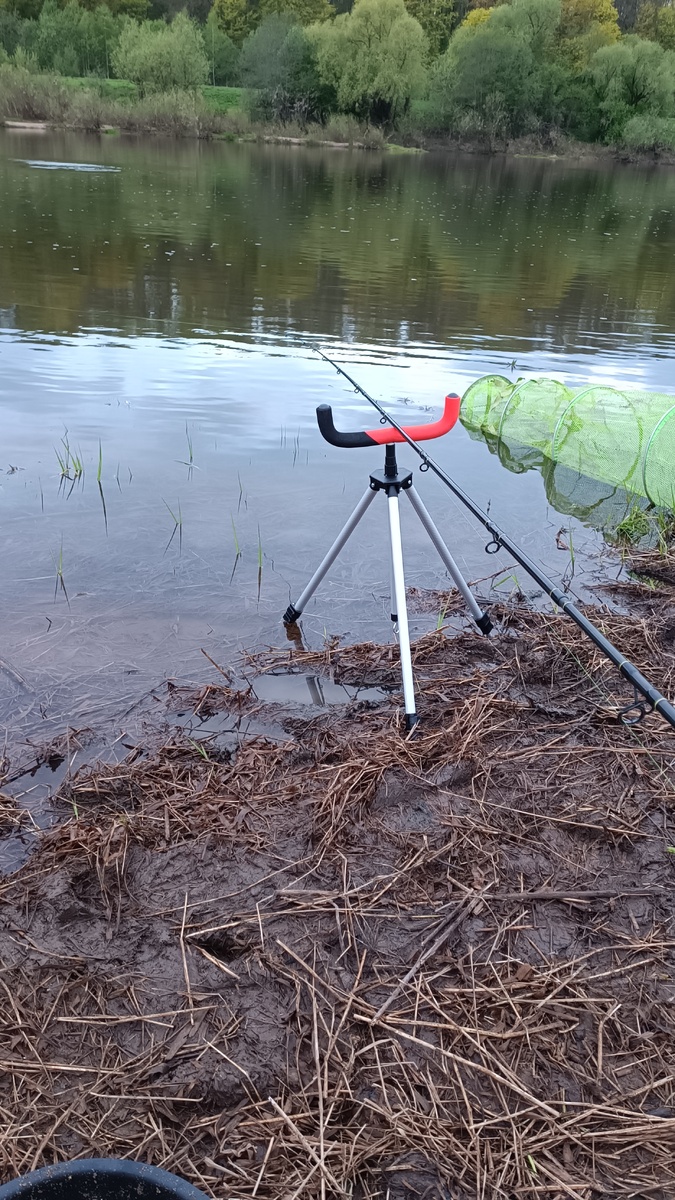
[60,75,245,113]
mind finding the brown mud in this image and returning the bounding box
[1,571,675,1198]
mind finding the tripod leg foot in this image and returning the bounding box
[283,604,302,626]
[476,611,493,636]
[405,712,419,733]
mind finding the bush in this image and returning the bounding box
[0,63,70,120]
[111,86,244,136]
[112,12,209,94]
[323,112,366,140]
[621,111,675,150]
[114,87,200,132]
[67,86,112,130]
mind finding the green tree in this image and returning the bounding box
[33,0,121,75]
[0,0,42,21]
[431,0,564,136]
[310,0,428,122]
[0,7,22,54]
[559,0,620,64]
[261,0,334,21]
[404,0,455,55]
[239,13,331,118]
[210,0,256,43]
[108,0,150,18]
[636,1,675,49]
[211,0,333,45]
[460,6,491,26]
[588,33,675,135]
[204,7,239,81]
[434,19,537,132]
[491,0,561,55]
[112,11,209,91]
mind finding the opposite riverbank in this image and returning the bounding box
[2,70,675,167]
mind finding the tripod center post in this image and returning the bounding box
[384,444,398,479]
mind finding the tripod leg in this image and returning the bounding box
[405,486,492,635]
[387,488,418,731]
[283,487,378,624]
[389,545,397,624]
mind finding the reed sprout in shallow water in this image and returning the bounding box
[55,431,84,495]
[163,498,183,554]
[97,440,108,535]
[52,540,69,606]
[180,423,198,475]
[230,515,241,582]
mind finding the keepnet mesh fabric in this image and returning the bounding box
[461,376,675,511]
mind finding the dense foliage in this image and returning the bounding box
[1,0,675,148]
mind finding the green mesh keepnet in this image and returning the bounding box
[461,376,675,513]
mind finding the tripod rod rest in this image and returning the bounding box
[316,395,460,448]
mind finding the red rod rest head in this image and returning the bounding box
[315,395,460,449]
[365,394,461,445]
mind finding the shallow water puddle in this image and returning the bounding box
[249,671,387,706]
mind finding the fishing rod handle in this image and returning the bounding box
[316,395,460,448]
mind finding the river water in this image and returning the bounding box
[1,129,675,749]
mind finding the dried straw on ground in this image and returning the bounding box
[1,596,675,1199]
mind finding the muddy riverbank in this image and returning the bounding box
[1,570,675,1197]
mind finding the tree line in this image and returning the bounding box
[1,0,675,150]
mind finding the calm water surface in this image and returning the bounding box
[1,130,675,747]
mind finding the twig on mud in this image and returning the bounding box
[372,890,487,1020]
[180,892,194,1025]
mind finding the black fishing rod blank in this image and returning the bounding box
[308,348,675,733]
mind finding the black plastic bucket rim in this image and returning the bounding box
[0,1159,209,1200]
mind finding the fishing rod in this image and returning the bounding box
[314,347,675,733]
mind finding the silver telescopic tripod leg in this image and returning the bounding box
[405,486,492,635]
[387,487,418,730]
[389,545,398,624]
[283,486,378,624]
